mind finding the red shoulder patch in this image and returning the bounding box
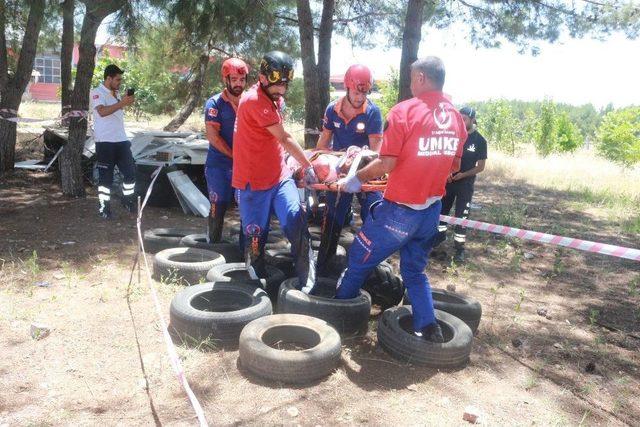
[208,108,218,117]
[92,94,100,100]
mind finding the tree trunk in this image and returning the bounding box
[0,0,46,173]
[60,0,74,120]
[60,0,125,196]
[398,0,425,102]
[0,89,22,172]
[296,0,321,149]
[163,54,209,132]
[0,0,8,92]
[316,0,334,138]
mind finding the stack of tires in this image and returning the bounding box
[142,226,483,383]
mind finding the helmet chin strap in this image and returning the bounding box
[346,91,357,108]
[345,90,363,109]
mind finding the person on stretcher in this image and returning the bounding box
[285,146,380,185]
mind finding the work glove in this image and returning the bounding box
[337,174,362,193]
[303,165,319,188]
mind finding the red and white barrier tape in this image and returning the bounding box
[136,166,209,426]
[440,215,640,262]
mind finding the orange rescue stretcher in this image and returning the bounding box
[290,147,387,193]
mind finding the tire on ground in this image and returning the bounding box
[265,248,296,279]
[377,306,473,368]
[308,225,354,249]
[153,247,225,285]
[277,277,371,337]
[180,234,243,262]
[403,288,482,333]
[264,232,289,250]
[143,228,200,254]
[169,282,272,347]
[239,313,341,383]
[135,164,180,208]
[206,262,286,302]
[362,262,404,309]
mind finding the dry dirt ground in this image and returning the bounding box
[1,134,639,426]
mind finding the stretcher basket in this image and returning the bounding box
[309,179,387,192]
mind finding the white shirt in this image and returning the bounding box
[91,84,127,142]
[400,195,442,211]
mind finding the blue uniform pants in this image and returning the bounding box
[238,178,314,286]
[205,165,234,206]
[336,199,442,332]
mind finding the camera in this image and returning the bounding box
[126,88,135,96]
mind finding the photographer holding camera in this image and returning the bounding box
[91,64,136,219]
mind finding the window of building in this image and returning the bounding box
[34,57,61,84]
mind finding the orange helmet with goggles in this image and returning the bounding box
[344,64,373,93]
[221,58,249,79]
[260,51,294,86]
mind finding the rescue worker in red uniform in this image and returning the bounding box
[335,57,467,342]
[204,58,248,242]
[232,51,319,291]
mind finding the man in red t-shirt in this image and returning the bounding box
[233,51,318,291]
[335,56,467,342]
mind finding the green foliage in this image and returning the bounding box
[596,107,640,166]
[555,111,584,153]
[91,50,187,117]
[534,99,558,156]
[478,100,520,155]
[376,68,399,119]
[284,78,306,122]
[471,99,602,144]
[629,275,639,297]
[528,100,585,156]
[623,215,640,235]
[486,204,527,228]
[24,250,40,276]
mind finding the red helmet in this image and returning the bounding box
[344,64,373,93]
[221,58,249,79]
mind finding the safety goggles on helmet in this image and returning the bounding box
[260,51,295,87]
[265,68,295,84]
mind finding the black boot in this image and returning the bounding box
[415,321,444,343]
[121,195,136,213]
[432,230,447,248]
[453,244,466,264]
[98,200,112,219]
[207,203,227,243]
[244,232,268,279]
[317,221,342,276]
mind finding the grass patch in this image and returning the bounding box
[566,186,639,211]
[485,204,527,228]
[485,151,640,235]
[524,374,539,391]
[629,275,639,297]
[622,215,640,234]
[24,250,40,276]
